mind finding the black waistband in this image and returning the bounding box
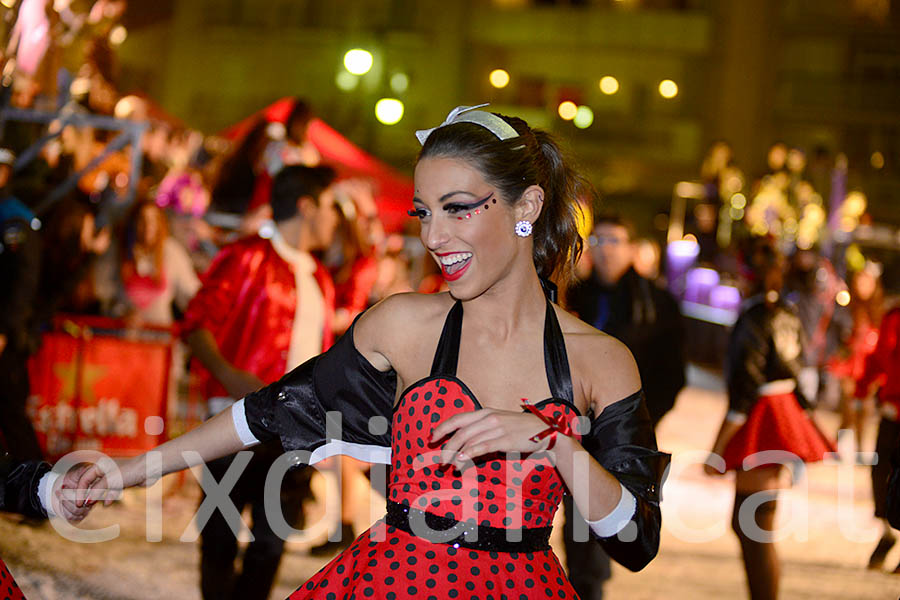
[385,500,551,553]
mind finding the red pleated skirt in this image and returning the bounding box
[722,390,836,471]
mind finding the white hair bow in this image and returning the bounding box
[415,103,519,146]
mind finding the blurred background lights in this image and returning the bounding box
[557,101,577,120]
[69,77,90,96]
[835,289,851,306]
[335,70,359,91]
[375,98,404,125]
[730,193,746,209]
[390,72,409,93]
[870,151,885,169]
[843,190,867,216]
[489,69,510,89]
[573,105,594,129]
[343,49,373,75]
[659,79,678,98]
[0,0,16,8]
[109,25,127,46]
[113,96,136,119]
[599,76,619,95]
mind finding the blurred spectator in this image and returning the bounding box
[568,214,686,425]
[113,198,200,327]
[324,180,379,336]
[248,99,321,225]
[35,192,110,320]
[209,98,320,227]
[371,233,414,300]
[855,304,900,572]
[784,249,849,408]
[182,165,339,600]
[0,148,43,460]
[700,140,744,206]
[261,99,320,179]
[633,237,662,282]
[828,262,883,450]
[564,213,685,600]
[210,118,269,216]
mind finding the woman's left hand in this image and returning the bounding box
[431,409,551,469]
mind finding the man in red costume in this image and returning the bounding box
[182,165,339,600]
[855,305,900,572]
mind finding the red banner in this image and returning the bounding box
[26,317,172,460]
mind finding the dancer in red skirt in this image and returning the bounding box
[73,105,669,598]
[707,236,834,600]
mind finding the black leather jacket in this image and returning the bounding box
[725,296,808,415]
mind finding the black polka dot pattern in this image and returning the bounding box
[290,377,581,599]
[0,559,26,600]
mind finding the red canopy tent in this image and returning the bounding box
[221,97,414,234]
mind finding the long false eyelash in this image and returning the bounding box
[407,208,428,218]
[443,193,494,214]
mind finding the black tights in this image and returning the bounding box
[732,491,779,600]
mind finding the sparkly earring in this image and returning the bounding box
[514,220,533,237]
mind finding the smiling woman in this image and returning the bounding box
[69,105,669,600]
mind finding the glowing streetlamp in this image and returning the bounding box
[599,76,619,95]
[344,49,374,76]
[557,101,577,120]
[659,79,678,99]
[573,106,594,129]
[375,98,404,125]
[489,69,510,89]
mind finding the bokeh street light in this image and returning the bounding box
[335,70,359,91]
[573,105,594,129]
[599,76,619,95]
[390,72,409,93]
[489,69,510,89]
[557,101,577,120]
[659,79,678,99]
[375,98,404,125]
[344,49,374,75]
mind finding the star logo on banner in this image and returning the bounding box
[53,362,108,403]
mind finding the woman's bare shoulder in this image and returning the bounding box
[354,292,455,371]
[555,305,642,413]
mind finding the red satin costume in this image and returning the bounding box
[182,235,335,397]
[855,308,900,419]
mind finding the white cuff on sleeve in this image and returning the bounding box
[38,470,60,518]
[232,399,261,447]
[587,482,637,538]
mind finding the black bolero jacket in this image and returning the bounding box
[244,323,669,571]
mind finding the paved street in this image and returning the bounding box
[3,366,900,599]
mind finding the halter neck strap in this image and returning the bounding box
[429,299,574,404]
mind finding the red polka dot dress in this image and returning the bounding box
[0,558,26,600]
[290,300,583,599]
